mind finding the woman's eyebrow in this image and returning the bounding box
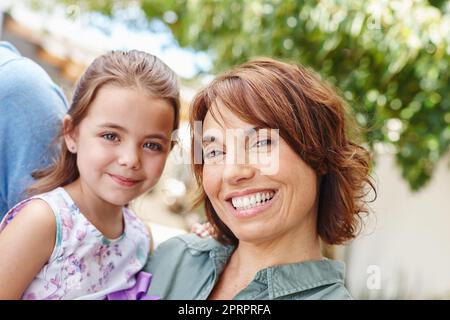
[202,135,216,146]
[244,126,265,137]
[202,127,267,145]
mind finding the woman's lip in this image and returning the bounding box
[227,190,278,218]
[108,174,140,187]
[224,188,277,201]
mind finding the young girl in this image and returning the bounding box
[0,50,180,299]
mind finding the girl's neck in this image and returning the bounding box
[63,179,124,239]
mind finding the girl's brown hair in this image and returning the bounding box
[190,58,376,246]
[28,50,180,195]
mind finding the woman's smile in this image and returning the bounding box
[225,189,278,218]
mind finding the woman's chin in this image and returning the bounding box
[229,223,276,244]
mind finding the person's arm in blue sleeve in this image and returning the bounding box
[0,42,68,218]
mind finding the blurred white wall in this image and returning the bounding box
[343,151,450,299]
[150,222,186,249]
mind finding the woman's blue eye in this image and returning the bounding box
[102,133,118,141]
[204,149,224,159]
[255,139,272,148]
[144,142,162,151]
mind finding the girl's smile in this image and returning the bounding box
[107,173,142,188]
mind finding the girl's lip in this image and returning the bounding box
[108,174,140,187]
[226,190,278,218]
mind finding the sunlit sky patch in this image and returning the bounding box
[2,1,212,79]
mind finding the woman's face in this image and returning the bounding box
[202,102,320,244]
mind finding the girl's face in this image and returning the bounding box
[201,102,319,245]
[65,85,174,207]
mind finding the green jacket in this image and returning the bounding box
[145,234,352,300]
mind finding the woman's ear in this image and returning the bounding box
[63,115,78,154]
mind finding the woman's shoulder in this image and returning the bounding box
[271,259,353,300]
[313,282,353,300]
[155,233,225,254]
[145,233,226,273]
[145,234,225,299]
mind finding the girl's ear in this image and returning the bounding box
[63,115,78,154]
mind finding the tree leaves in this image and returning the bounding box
[47,0,450,190]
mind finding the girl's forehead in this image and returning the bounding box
[80,86,174,135]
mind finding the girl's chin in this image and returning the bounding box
[101,193,134,207]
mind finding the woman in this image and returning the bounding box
[145,58,375,299]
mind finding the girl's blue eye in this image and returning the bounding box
[144,142,162,151]
[102,133,118,141]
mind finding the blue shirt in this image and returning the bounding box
[0,42,68,217]
[145,234,352,300]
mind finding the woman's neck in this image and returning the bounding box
[231,228,323,278]
[208,226,323,300]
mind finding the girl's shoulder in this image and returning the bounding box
[1,198,55,231]
[122,206,150,237]
[0,197,57,299]
[0,190,60,233]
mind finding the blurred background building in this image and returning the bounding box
[1,0,449,299]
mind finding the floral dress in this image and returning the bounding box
[0,187,151,299]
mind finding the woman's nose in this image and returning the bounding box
[222,163,256,185]
[117,144,141,169]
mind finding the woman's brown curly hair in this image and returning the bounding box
[190,58,376,246]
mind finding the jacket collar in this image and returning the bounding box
[181,234,346,299]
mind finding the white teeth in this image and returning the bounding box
[231,191,275,210]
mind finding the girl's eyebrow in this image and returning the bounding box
[98,122,169,143]
[98,123,126,131]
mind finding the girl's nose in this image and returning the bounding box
[117,144,141,169]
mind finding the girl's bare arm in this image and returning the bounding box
[0,200,56,299]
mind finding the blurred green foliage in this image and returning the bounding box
[44,0,450,190]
